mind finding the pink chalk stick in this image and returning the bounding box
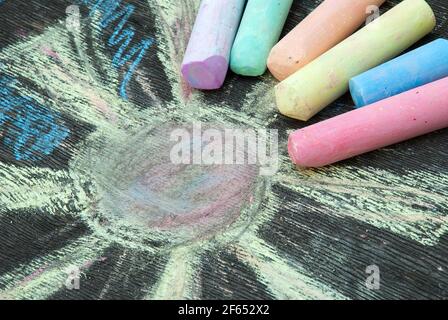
[181,0,246,90]
[288,77,448,168]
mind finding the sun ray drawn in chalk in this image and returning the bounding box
[0,163,88,214]
[273,162,448,245]
[146,246,201,300]
[232,236,347,300]
[0,235,108,300]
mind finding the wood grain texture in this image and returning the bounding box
[0,0,447,300]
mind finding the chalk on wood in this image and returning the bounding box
[230,0,293,77]
[275,0,436,121]
[288,77,448,168]
[267,0,386,81]
[350,39,448,108]
[181,0,246,90]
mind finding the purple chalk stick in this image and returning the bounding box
[181,0,246,90]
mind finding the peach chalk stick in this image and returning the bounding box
[275,0,436,121]
[288,77,448,168]
[267,0,386,81]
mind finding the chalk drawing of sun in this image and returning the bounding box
[0,0,447,300]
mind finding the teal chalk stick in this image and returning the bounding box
[230,0,293,77]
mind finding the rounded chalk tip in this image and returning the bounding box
[230,61,265,77]
[274,82,292,117]
[230,40,268,77]
[275,83,313,121]
[288,130,329,168]
[349,78,369,108]
[287,131,301,165]
[181,56,228,90]
[434,37,448,48]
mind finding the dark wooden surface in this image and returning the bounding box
[0,0,447,300]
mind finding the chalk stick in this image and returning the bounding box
[181,0,246,90]
[350,39,448,108]
[267,0,386,81]
[275,0,436,121]
[230,0,293,77]
[288,77,448,168]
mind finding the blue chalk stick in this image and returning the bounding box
[349,38,448,108]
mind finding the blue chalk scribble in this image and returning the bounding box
[79,0,155,100]
[0,76,70,161]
